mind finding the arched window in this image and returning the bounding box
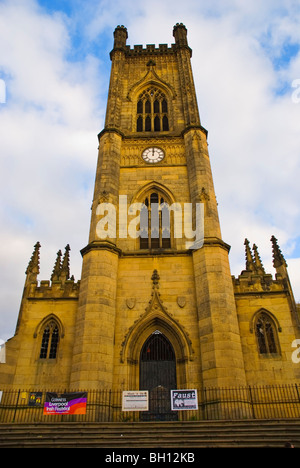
[140,191,171,249]
[136,88,169,132]
[255,312,279,355]
[39,321,59,359]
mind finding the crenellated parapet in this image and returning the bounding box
[233,236,292,296]
[110,23,191,59]
[233,270,287,295]
[124,43,177,57]
[26,277,80,300]
[25,242,80,299]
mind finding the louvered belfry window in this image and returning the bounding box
[140,192,171,249]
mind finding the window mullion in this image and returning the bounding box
[148,207,151,248]
[151,98,154,132]
[159,210,162,248]
[46,329,52,359]
[264,323,270,354]
[159,100,162,130]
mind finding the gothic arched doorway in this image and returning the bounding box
[140,330,177,420]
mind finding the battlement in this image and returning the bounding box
[233,272,287,295]
[24,242,80,299]
[27,278,80,300]
[125,43,177,57]
[232,237,291,296]
[111,23,192,59]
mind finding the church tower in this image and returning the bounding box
[70,24,247,390]
[1,24,299,404]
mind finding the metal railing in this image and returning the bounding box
[1,384,300,423]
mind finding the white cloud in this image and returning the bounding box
[0,0,300,341]
[124,0,300,295]
[287,258,300,301]
[0,0,104,340]
[188,9,300,296]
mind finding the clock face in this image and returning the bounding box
[142,147,164,164]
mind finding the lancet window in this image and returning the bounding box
[137,88,169,132]
[255,312,279,355]
[39,321,59,359]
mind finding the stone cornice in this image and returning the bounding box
[80,241,122,258]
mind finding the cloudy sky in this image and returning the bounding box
[0,0,300,342]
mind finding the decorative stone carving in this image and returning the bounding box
[126,298,136,309]
[120,270,194,363]
[177,296,186,308]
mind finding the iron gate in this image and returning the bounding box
[140,331,177,420]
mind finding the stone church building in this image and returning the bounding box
[1,24,300,395]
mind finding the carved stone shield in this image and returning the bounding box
[177,296,186,308]
[126,298,136,309]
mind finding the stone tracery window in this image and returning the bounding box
[255,312,279,355]
[137,88,169,132]
[39,321,59,359]
[140,191,171,249]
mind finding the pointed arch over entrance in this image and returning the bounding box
[122,313,192,390]
[141,331,175,362]
[140,330,177,420]
[121,270,194,392]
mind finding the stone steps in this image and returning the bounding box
[0,419,299,448]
